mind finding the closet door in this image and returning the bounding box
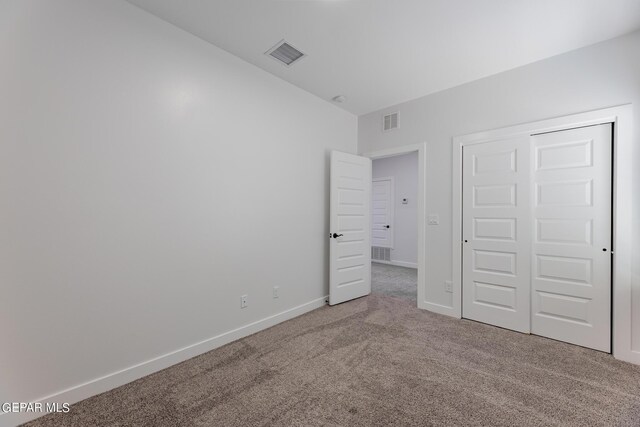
[531,124,612,352]
[462,137,531,333]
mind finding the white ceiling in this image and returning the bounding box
[127,0,640,115]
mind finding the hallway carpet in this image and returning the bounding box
[25,295,640,426]
[371,262,417,303]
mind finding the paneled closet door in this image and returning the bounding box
[531,124,612,352]
[462,137,531,333]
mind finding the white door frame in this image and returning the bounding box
[372,176,395,248]
[363,143,427,309]
[452,105,636,363]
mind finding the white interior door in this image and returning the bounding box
[329,151,372,305]
[531,124,612,352]
[462,137,531,333]
[372,177,394,248]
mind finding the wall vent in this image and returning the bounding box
[383,112,399,132]
[265,40,306,66]
[372,246,391,262]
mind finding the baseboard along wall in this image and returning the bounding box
[372,260,418,269]
[1,296,328,427]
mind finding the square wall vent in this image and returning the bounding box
[383,112,399,132]
[372,246,391,262]
[266,40,306,66]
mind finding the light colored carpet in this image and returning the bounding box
[371,262,417,303]
[25,294,640,426]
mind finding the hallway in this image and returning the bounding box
[371,262,417,304]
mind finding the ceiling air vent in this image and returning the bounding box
[383,112,399,132]
[266,40,306,66]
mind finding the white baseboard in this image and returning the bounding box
[615,349,640,365]
[372,260,417,269]
[1,296,328,427]
[419,300,460,318]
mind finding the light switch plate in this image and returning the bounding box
[444,280,453,293]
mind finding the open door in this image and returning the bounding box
[329,151,372,305]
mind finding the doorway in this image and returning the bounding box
[328,144,427,308]
[371,152,419,303]
[363,143,427,308]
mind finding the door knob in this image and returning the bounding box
[385,225,390,229]
[332,233,344,238]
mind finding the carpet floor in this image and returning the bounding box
[371,262,417,304]
[25,294,640,426]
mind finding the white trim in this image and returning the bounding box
[1,296,328,427]
[363,143,424,160]
[364,143,427,311]
[372,176,395,249]
[422,301,459,317]
[610,107,637,364]
[372,259,418,269]
[451,105,636,364]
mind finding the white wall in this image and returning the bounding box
[0,0,356,421]
[359,31,640,353]
[372,153,418,267]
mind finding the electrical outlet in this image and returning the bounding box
[240,294,248,308]
[273,286,279,299]
[444,280,453,293]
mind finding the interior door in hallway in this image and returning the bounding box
[372,177,394,248]
[329,151,372,305]
[462,136,532,333]
[531,124,612,352]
